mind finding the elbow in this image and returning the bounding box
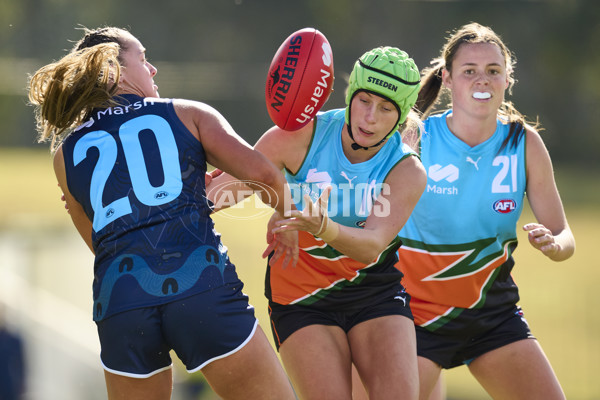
[355,244,387,264]
[356,253,377,264]
[246,162,285,207]
[256,164,282,189]
[246,155,282,188]
[342,229,392,264]
[251,164,284,194]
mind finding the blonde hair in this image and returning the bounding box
[28,27,130,151]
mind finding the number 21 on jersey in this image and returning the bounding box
[492,154,518,193]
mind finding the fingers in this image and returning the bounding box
[59,192,70,214]
[281,250,292,270]
[262,240,276,259]
[318,186,332,213]
[266,242,297,269]
[265,229,299,269]
[302,194,319,218]
[205,169,223,187]
[524,223,550,243]
[523,223,542,232]
[523,222,558,256]
[209,168,224,179]
[301,185,332,218]
[268,248,282,267]
[279,188,332,234]
[279,246,299,269]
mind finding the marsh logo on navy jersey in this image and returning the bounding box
[493,199,516,214]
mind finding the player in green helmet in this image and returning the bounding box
[207,44,427,399]
[345,46,421,150]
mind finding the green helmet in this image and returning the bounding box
[345,46,421,137]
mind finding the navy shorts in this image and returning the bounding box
[96,282,257,378]
[416,306,535,369]
[269,287,412,350]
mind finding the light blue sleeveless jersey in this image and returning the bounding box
[401,109,526,246]
[265,108,416,309]
[285,108,416,228]
[398,110,527,331]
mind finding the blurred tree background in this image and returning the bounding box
[1,0,599,173]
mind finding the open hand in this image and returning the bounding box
[263,212,299,268]
[273,186,332,236]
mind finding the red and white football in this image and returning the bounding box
[265,27,334,131]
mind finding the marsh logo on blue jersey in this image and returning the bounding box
[493,199,516,214]
[428,164,459,182]
[305,168,332,189]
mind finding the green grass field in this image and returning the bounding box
[2,148,598,399]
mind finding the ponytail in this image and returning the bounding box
[28,42,121,151]
[414,59,445,119]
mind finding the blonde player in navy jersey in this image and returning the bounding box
[28,26,296,400]
[397,23,575,400]
[209,46,427,399]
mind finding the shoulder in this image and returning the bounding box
[383,153,427,206]
[172,98,217,117]
[524,124,553,172]
[387,152,426,187]
[524,124,543,145]
[256,109,345,171]
[171,99,227,141]
[315,108,345,124]
[421,110,450,140]
[255,119,315,172]
[423,109,449,125]
[524,124,548,158]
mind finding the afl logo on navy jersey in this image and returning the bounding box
[493,199,516,214]
[155,191,169,200]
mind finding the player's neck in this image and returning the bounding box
[446,111,497,147]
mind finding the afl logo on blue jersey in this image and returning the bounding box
[493,199,516,214]
[356,220,366,228]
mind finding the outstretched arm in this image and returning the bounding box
[273,155,427,264]
[174,99,293,216]
[524,128,575,261]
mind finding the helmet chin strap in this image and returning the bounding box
[347,123,389,151]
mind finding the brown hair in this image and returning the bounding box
[28,27,131,150]
[415,22,539,150]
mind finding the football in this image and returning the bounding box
[265,27,334,131]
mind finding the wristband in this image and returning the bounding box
[315,213,328,236]
[315,215,340,242]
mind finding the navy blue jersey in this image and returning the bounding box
[62,94,239,321]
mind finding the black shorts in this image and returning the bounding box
[268,287,412,350]
[96,283,257,377]
[416,306,535,369]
